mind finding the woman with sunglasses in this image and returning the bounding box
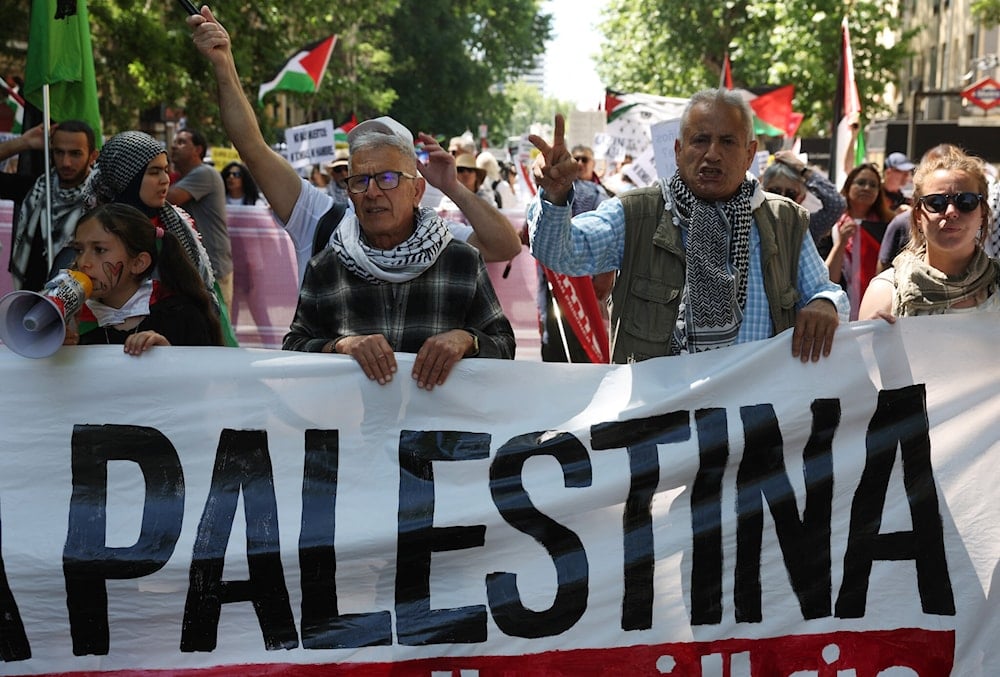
[762,150,846,251]
[859,145,999,319]
[221,161,266,206]
[826,163,896,319]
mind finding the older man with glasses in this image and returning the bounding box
[189,9,515,388]
[280,118,515,388]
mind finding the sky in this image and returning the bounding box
[542,0,606,111]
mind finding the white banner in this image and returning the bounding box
[1,314,1000,675]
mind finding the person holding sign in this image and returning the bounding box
[527,88,848,364]
[279,119,515,390]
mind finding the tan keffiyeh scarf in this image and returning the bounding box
[892,248,1000,316]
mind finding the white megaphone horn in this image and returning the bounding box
[0,270,94,358]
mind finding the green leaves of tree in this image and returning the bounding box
[595,0,914,136]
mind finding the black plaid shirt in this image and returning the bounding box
[283,240,515,359]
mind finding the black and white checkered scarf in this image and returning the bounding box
[330,207,453,284]
[87,131,215,288]
[661,172,755,353]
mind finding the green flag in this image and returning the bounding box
[24,0,102,144]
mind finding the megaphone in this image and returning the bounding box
[0,270,93,358]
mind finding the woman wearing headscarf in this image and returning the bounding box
[87,130,237,345]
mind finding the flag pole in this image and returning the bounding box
[42,84,54,276]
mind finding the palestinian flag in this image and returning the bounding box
[830,17,863,188]
[748,84,802,137]
[2,81,24,134]
[258,36,337,102]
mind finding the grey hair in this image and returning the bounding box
[348,130,416,172]
[761,161,802,188]
[681,88,755,147]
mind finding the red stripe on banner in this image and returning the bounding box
[33,628,953,676]
[544,266,610,363]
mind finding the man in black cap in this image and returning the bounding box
[883,151,915,212]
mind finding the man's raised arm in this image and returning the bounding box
[415,132,521,262]
[187,7,301,223]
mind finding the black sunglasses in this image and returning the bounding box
[918,192,983,214]
[573,156,593,163]
[769,187,800,200]
[223,171,242,178]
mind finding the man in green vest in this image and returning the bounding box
[527,88,849,364]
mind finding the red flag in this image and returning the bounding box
[720,53,733,90]
[544,267,610,364]
[338,114,358,133]
[749,84,795,135]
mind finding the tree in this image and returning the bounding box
[595,0,914,137]
[503,79,571,140]
[385,0,552,143]
[2,0,549,148]
[972,0,1000,26]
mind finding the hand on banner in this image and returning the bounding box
[791,299,839,363]
[332,335,398,385]
[123,331,170,356]
[411,329,477,391]
[528,114,579,206]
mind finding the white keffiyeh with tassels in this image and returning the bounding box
[330,207,453,284]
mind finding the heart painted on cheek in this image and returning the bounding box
[103,261,124,288]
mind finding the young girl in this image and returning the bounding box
[72,203,223,353]
[88,130,238,346]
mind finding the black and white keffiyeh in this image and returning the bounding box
[330,207,453,284]
[10,170,90,289]
[87,131,215,288]
[661,172,755,353]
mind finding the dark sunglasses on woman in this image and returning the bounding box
[918,192,983,214]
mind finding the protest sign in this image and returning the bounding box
[284,119,337,172]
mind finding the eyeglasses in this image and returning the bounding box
[918,192,984,214]
[573,156,593,163]
[345,170,418,194]
[223,171,242,178]
[768,187,800,200]
[852,179,879,189]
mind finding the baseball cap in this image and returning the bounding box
[885,152,915,172]
[347,116,414,153]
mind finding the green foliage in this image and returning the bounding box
[972,0,1000,26]
[503,79,570,140]
[385,0,551,143]
[4,0,548,147]
[595,0,915,137]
